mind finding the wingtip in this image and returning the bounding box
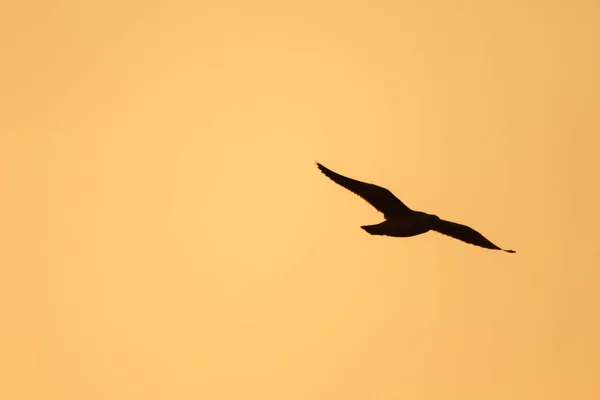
[504,249,516,254]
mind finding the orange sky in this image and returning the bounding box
[2,1,599,399]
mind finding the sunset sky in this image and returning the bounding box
[2,1,599,399]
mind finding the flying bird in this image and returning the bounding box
[316,162,515,253]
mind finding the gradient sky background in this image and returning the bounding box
[2,1,599,399]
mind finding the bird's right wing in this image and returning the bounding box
[316,162,411,218]
[432,218,515,253]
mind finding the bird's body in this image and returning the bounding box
[361,211,436,237]
[316,162,515,253]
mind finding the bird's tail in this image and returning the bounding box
[361,224,384,235]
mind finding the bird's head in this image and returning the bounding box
[426,214,441,225]
[427,214,440,221]
[415,212,440,228]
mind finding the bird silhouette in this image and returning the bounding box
[316,162,515,253]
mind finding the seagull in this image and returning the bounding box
[316,162,515,253]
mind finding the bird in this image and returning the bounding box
[316,162,515,253]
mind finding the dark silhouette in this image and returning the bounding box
[316,162,515,253]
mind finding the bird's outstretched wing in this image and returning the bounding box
[432,219,516,253]
[316,162,411,218]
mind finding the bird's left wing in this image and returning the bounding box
[316,162,411,218]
